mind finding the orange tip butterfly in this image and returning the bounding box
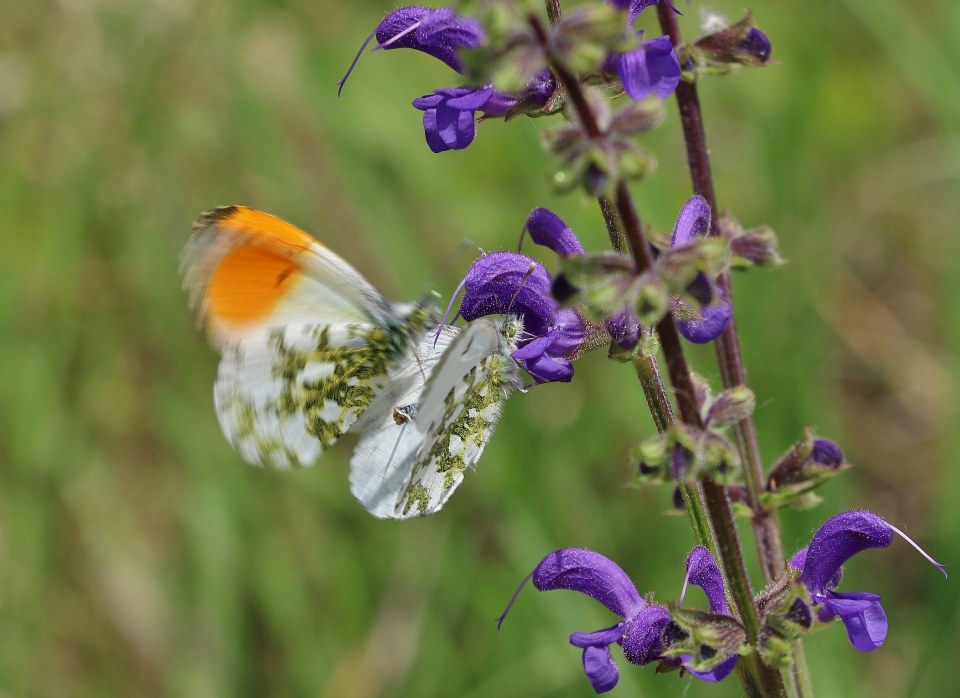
[182,206,522,518]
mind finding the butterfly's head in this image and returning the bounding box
[498,314,524,351]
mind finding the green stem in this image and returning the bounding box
[544,0,562,26]
[631,337,712,549]
[654,0,783,583]
[597,195,626,253]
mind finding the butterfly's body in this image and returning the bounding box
[183,205,518,516]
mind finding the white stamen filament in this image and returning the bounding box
[887,522,948,578]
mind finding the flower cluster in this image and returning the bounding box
[554,195,732,346]
[341,2,685,152]
[448,194,735,385]
[501,510,943,693]
[667,195,732,343]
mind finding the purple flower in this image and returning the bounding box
[791,510,946,652]
[413,86,515,152]
[413,71,556,153]
[605,307,641,350]
[523,208,641,351]
[525,208,585,258]
[616,36,681,101]
[458,251,585,382]
[337,6,484,95]
[679,546,739,682]
[504,548,672,693]
[450,208,590,382]
[738,27,772,63]
[670,195,731,343]
[498,546,739,693]
[810,438,843,467]
[375,7,485,71]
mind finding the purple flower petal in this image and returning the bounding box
[607,0,671,26]
[413,86,518,153]
[518,349,575,383]
[684,655,739,683]
[570,625,624,649]
[525,208,585,258]
[790,547,807,572]
[617,36,681,102]
[676,296,732,343]
[510,333,574,382]
[620,604,671,665]
[810,438,844,467]
[446,85,497,110]
[459,252,556,334]
[821,591,888,651]
[532,548,645,619]
[526,69,557,105]
[669,443,691,480]
[376,7,485,73]
[582,645,620,693]
[738,27,772,64]
[802,511,894,595]
[671,195,712,247]
[682,546,729,614]
[551,308,589,355]
[510,334,554,361]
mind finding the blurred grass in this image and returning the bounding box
[0,0,958,695]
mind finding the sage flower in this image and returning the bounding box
[791,510,946,651]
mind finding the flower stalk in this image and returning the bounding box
[655,4,810,697]
[528,11,786,696]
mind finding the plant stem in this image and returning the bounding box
[544,0,562,26]
[654,0,784,584]
[655,6,812,698]
[599,197,713,551]
[529,13,785,695]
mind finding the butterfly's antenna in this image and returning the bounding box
[496,571,534,632]
[434,275,467,346]
[506,262,537,316]
[336,30,377,97]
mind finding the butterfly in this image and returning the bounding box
[182,206,522,517]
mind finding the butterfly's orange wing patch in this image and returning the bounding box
[199,206,318,325]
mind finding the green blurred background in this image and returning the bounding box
[1,0,957,695]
